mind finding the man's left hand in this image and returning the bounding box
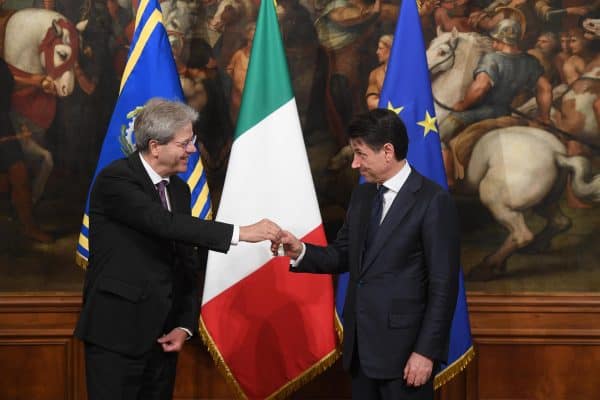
[157,328,188,352]
[403,352,433,387]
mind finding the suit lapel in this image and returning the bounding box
[129,152,163,205]
[361,171,422,274]
[130,153,179,258]
[356,184,377,271]
[168,181,186,213]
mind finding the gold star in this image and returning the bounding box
[417,110,438,137]
[387,101,404,115]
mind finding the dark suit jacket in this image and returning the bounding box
[293,169,459,379]
[74,152,234,357]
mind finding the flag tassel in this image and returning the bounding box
[434,346,475,389]
[199,317,342,399]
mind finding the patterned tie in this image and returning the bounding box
[156,180,169,210]
[364,185,388,252]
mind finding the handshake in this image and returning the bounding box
[240,219,304,259]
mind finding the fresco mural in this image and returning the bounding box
[0,0,598,292]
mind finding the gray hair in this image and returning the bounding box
[134,98,198,152]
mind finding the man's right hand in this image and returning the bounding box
[271,230,303,259]
[239,219,282,243]
[40,76,57,95]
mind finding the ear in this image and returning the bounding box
[450,26,459,47]
[148,140,161,157]
[436,25,443,37]
[451,26,458,38]
[383,142,395,160]
[52,19,64,37]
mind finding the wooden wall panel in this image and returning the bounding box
[1,292,599,399]
[0,339,71,400]
[469,293,600,400]
[476,343,600,400]
[173,338,233,399]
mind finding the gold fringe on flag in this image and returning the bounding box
[332,307,474,391]
[199,317,246,399]
[434,345,475,389]
[75,253,88,269]
[199,309,343,399]
[266,347,340,400]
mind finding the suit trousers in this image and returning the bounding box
[350,334,434,400]
[85,342,178,400]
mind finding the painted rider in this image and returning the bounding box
[440,18,552,184]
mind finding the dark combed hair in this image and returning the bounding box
[347,108,409,160]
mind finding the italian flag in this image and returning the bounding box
[199,1,340,398]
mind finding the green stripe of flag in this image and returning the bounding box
[234,0,294,139]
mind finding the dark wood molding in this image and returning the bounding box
[468,292,600,343]
[1,291,599,399]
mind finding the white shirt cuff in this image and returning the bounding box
[231,225,240,245]
[290,243,306,268]
[176,327,192,339]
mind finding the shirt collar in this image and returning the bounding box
[381,162,411,193]
[139,153,170,185]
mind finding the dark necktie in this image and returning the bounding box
[364,185,388,252]
[156,180,169,210]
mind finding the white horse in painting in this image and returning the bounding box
[426,28,600,279]
[4,9,79,96]
[427,27,492,135]
[464,127,599,279]
[3,8,85,203]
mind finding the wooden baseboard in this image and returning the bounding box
[0,292,598,399]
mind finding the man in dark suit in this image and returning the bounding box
[74,98,281,400]
[274,109,460,399]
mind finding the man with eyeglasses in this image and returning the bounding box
[75,98,282,400]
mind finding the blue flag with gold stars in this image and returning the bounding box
[335,0,474,389]
[381,0,474,388]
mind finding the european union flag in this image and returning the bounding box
[336,0,474,388]
[76,0,212,266]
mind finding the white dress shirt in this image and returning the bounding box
[379,162,412,223]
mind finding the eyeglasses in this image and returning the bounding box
[171,135,197,149]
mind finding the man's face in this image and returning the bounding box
[155,122,197,175]
[350,138,391,183]
[569,34,586,55]
[536,35,556,55]
[376,41,391,64]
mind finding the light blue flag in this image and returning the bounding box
[336,0,474,388]
[76,0,212,266]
